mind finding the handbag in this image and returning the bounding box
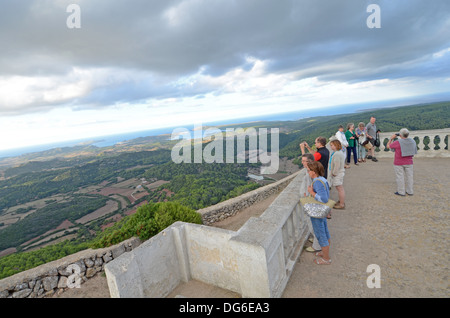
[363,141,373,150]
[300,179,336,218]
[374,138,380,148]
[374,131,381,148]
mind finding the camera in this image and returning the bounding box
[395,133,400,136]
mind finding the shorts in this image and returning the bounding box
[329,171,344,187]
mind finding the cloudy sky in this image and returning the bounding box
[0,0,449,151]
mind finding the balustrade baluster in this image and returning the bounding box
[436,134,445,150]
[416,135,425,151]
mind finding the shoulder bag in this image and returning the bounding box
[299,179,336,218]
[374,131,381,148]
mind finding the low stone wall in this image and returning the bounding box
[198,170,302,225]
[106,170,309,298]
[0,237,141,298]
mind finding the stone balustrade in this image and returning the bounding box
[375,128,449,158]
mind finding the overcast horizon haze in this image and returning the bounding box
[1,0,449,152]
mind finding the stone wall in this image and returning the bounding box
[106,170,309,298]
[0,237,141,298]
[198,170,302,225]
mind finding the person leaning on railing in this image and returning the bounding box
[306,161,332,265]
[300,153,322,254]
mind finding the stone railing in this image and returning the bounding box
[0,237,141,298]
[375,128,450,158]
[105,170,309,298]
[229,169,308,297]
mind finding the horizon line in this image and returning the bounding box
[1,96,449,159]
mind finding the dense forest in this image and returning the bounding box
[142,161,260,209]
[0,101,449,279]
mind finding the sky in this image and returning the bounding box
[0,0,450,151]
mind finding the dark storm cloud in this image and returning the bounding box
[0,0,449,112]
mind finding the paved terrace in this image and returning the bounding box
[282,157,449,297]
[56,157,449,298]
[172,157,449,298]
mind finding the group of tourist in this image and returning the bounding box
[298,116,417,266]
[333,116,380,167]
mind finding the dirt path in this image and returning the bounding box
[282,157,449,297]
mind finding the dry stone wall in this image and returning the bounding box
[0,237,141,298]
[198,171,301,225]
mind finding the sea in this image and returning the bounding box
[1,92,449,159]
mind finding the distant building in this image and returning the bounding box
[248,174,264,181]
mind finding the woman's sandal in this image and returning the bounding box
[314,257,332,265]
[333,203,345,209]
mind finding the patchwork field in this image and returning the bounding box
[0,174,170,256]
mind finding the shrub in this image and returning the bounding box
[91,201,202,248]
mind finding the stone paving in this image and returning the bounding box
[282,157,449,298]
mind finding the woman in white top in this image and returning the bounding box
[335,125,349,169]
[328,139,346,210]
[355,122,368,163]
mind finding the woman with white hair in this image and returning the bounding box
[386,128,417,196]
[355,122,368,162]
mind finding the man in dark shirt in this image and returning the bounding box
[300,137,330,179]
